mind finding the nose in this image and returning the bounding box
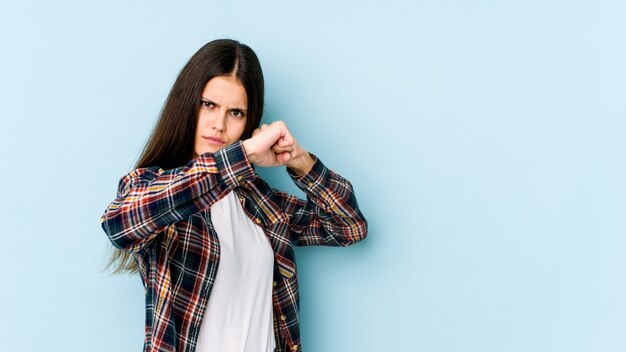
[212,112,226,132]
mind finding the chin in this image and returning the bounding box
[195,146,219,156]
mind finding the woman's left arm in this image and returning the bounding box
[277,151,368,247]
[243,121,367,246]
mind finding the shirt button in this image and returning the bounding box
[237,175,244,182]
[280,314,286,321]
[254,218,262,224]
[292,345,299,351]
[307,181,313,187]
[272,281,277,287]
[100,216,105,223]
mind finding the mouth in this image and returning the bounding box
[202,136,225,145]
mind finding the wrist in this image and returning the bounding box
[286,150,315,177]
[241,139,256,164]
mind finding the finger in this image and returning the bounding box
[274,137,287,149]
[273,138,293,150]
[278,151,291,164]
[277,123,294,145]
[272,136,293,151]
[268,121,288,138]
[272,145,294,155]
[278,137,294,148]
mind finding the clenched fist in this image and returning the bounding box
[242,121,314,176]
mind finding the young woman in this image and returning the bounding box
[100,39,367,352]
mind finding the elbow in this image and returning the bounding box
[359,218,368,242]
[100,213,145,253]
[339,216,368,247]
[101,219,131,252]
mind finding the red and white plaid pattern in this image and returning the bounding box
[101,140,368,352]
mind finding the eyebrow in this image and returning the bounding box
[201,97,247,112]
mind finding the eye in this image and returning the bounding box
[230,110,245,119]
[201,100,215,108]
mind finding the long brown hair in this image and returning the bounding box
[106,39,265,273]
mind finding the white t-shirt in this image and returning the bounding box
[195,190,276,352]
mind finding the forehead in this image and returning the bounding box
[201,75,247,108]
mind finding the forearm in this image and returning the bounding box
[101,141,255,252]
[285,148,315,177]
[285,154,368,246]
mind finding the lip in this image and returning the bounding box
[202,136,225,145]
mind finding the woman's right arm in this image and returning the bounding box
[100,141,255,253]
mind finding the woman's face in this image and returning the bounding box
[192,75,248,158]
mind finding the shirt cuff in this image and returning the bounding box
[211,140,256,188]
[287,153,330,194]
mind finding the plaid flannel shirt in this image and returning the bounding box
[100,140,368,352]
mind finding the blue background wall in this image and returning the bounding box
[1,1,624,351]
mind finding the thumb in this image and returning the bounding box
[278,151,291,163]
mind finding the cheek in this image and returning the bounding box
[231,120,247,138]
[195,115,209,143]
[197,111,209,125]
[194,117,202,139]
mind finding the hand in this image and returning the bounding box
[242,121,314,175]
